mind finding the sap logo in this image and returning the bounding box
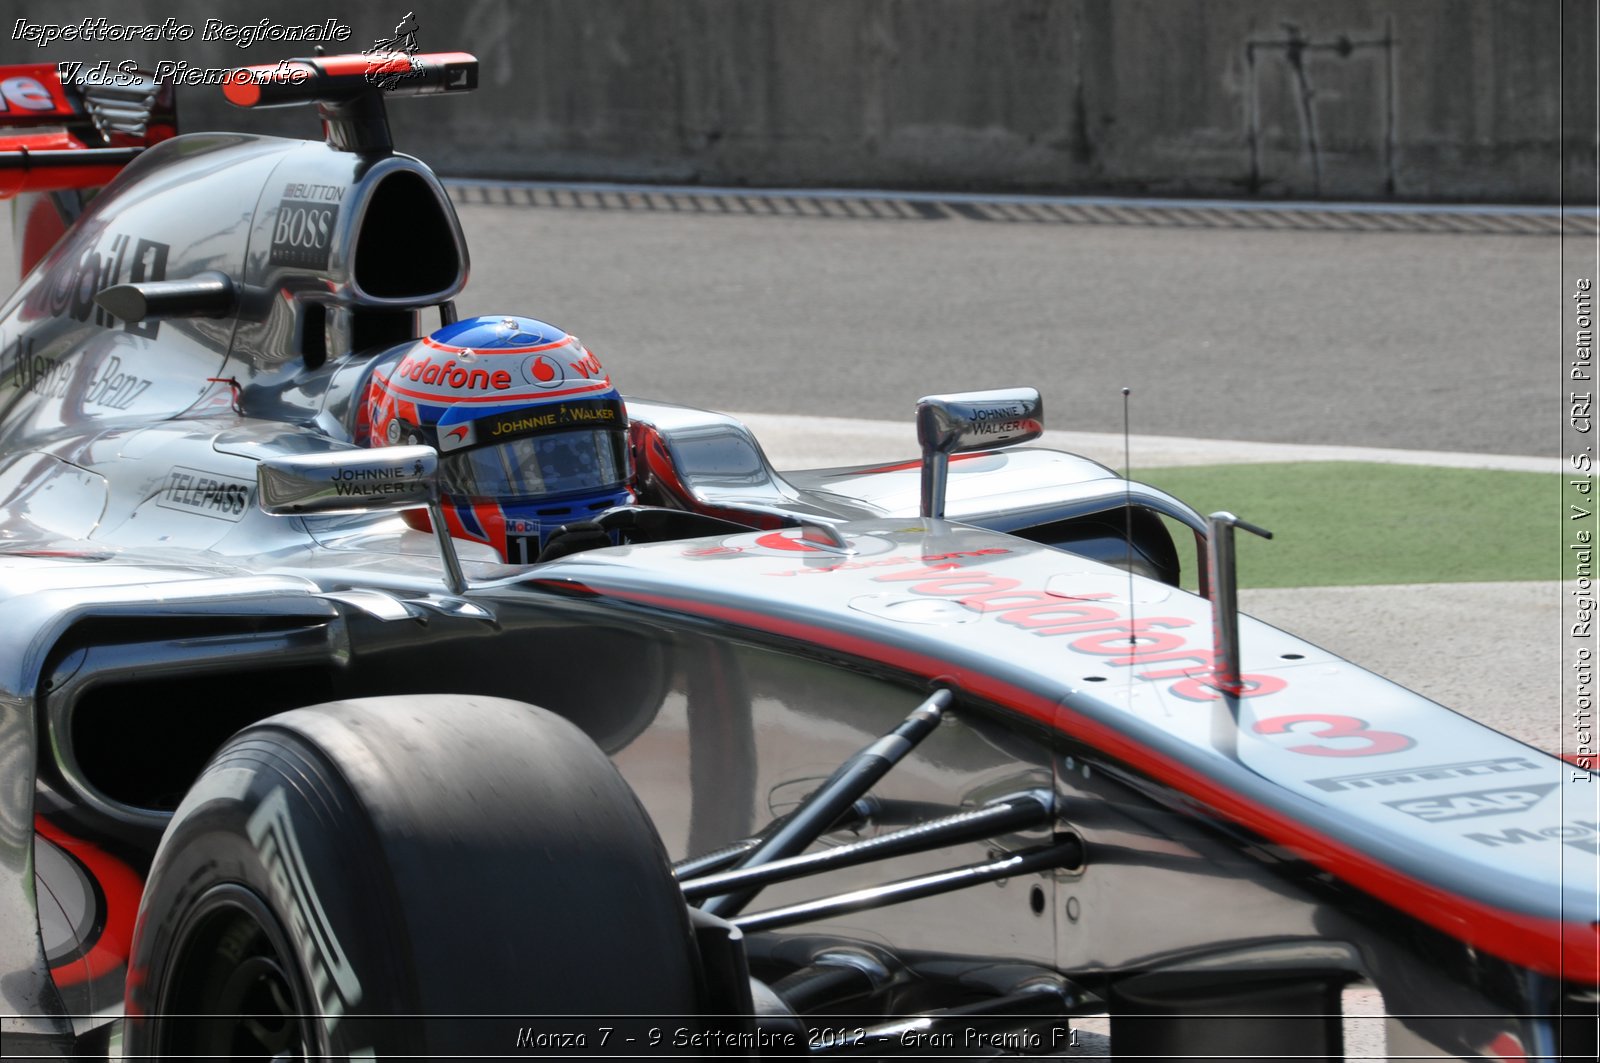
[1386,784,1555,823]
[1466,818,1600,854]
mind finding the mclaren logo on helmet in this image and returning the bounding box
[439,421,477,452]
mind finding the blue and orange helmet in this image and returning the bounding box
[363,316,632,563]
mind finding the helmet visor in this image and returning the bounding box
[440,427,629,502]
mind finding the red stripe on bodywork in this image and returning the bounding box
[855,453,993,476]
[576,582,1600,984]
[34,815,142,987]
[20,194,68,275]
[314,52,475,77]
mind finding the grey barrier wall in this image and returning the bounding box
[3,0,1592,202]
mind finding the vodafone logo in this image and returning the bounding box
[395,353,513,393]
[755,531,826,553]
[716,529,898,559]
[863,558,1288,703]
[682,544,744,558]
[523,354,566,389]
[0,77,56,112]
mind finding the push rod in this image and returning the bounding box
[682,792,1052,901]
[731,838,1082,933]
[699,688,951,918]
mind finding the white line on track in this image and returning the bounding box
[732,411,1562,473]
[445,177,1571,218]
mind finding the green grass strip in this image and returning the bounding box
[1137,462,1560,589]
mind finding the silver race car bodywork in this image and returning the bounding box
[0,52,1593,1060]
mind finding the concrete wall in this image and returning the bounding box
[4,0,1591,202]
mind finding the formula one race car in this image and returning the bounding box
[0,53,1594,1061]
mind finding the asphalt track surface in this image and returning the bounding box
[449,182,1585,458]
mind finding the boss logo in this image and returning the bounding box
[270,198,339,269]
[1386,783,1556,823]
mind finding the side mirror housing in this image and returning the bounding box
[257,446,468,594]
[916,388,1044,519]
[257,446,439,515]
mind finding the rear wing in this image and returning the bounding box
[0,50,475,281]
[0,63,177,280]
[224,51,478,153]
[0,63,176,197]
[0,63,78,126]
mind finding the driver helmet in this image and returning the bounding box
[362,315,631,563]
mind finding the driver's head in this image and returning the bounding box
[362,316,631,562]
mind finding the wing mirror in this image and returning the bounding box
[95,271,237,322]
[916,388,1043,519]
[257,446,467,594]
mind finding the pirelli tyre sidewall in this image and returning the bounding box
[125,695,702,1057]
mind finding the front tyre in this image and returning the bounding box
[125,695,700,1058]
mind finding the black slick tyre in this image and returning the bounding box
[123,694,700,1058]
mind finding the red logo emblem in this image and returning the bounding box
[754,531,827,553]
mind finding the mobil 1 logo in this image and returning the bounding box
[270,183,343,270]
[1467,819,1600,855]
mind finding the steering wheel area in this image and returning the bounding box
[536,505,764,563]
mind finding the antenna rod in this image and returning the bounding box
[1121,388,1134,627]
